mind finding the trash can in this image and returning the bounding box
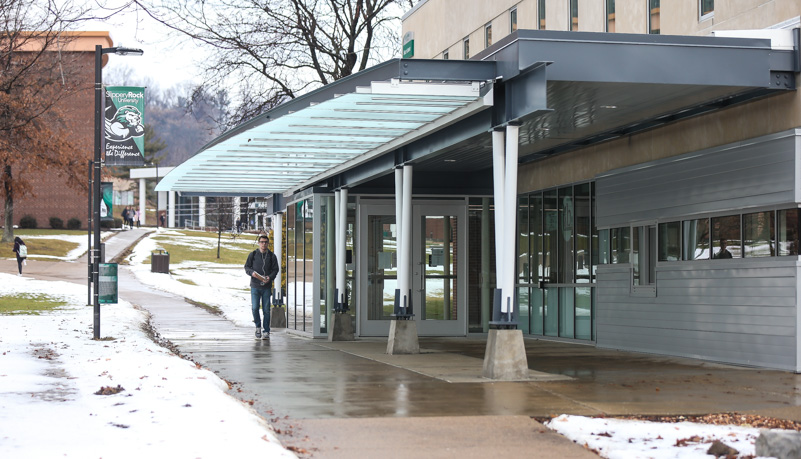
[151,250,170,273]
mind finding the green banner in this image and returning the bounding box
[104,86,146,166]
[99,263,118,304]
[101,182,113,222]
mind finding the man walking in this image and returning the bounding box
[244,234,279,339]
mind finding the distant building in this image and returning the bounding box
[3,31,112,230]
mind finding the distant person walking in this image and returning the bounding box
[12,236,26,276]
[134,209,141,228]
[121,207,129,229]
[159,212,165,228]
[244,234,279,340]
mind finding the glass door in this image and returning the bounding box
[358,201,466,336]
[413,203,466,335]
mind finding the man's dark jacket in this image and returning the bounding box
[244,249,280,289]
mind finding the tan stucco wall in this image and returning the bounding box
[518,89,801,193]
[403,0,800,59]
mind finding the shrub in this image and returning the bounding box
[19,215,37,229]
[101,218,123,229]
[49,217,64,229]
[67,218,82,230]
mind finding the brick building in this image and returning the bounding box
[2,31,113,230]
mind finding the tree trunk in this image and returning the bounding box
[2,165,13,243]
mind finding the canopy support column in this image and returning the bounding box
[138,178,147,226]
[484,124,528,380]
[389,164,419,354]
[335,188,348,313]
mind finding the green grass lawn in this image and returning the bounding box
[0,294,67,315]
[147,239,254,265]
[5,230,83,258]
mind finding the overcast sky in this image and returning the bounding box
[77,1,204,91]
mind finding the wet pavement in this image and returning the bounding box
[5,228,801,457]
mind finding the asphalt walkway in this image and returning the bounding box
[5,228,801,458]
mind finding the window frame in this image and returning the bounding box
[648,0,660,34]
[463,37,470,59]
[699,0,714,22]
[569,0,579,31]
[484,22,492,49]
[605,0,615,33]
[538,0,546,30]
[442,49,449,60]
[510,7,518,33]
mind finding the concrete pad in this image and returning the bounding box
[270,306,287,328]
[318,340,568,383]
[328,312,354,341]
[483,329,529,380]
[293,415,598,459]
[386,319,419,355]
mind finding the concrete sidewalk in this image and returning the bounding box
[4,228,801,458]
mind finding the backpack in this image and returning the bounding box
[18,244,27,258]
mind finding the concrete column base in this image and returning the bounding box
[270,306,287,329]
[482,329,529,380]
[386,320,419,355]
[329,312,354,341]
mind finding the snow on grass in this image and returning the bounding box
[0,273,295,458]
[545,414,763,459]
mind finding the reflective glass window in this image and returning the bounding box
[778,209,799,256]
[658,221,681,261]
[683,218,709,260]
[743,211,775,257]
[711,215,741,259]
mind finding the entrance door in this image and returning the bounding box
[359,200,467,336]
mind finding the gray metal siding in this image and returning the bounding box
[596,131,799,228]
[596,262,798,371]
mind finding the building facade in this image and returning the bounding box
[3,32,113,231]
[159,1,801,371]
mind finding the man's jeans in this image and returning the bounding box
[251,287,271,333]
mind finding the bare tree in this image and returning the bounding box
[0,0,99,242]
[133,0,415,127]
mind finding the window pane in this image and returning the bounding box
[711,215,741,259]
[531,287,543,334]
[510,8,518,32]
[632,227,642,284]
[518,287,530,334]
[658,221,681,261]
[575,286,592,340]
[559,287,575,338]
[559,187,574,283]
[518,196,530,282]
[485,24,492,48]
[575,183,591,283]
[538,0,546,29]
[701,0,714,17]
[611,226,630,263]
[649,0,660,34]
[570,0,579,31]
[544,286,558,336]
[599,229,610,264]
[543,190,558,282]
[778,209,799,256]
[463,38,469,59]
[606,0,615,33]
[590,182,598,282]
[531,193,543,282]
[744,211,775,257]
[683,218,709,260]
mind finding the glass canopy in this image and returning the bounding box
[156,80,491,196]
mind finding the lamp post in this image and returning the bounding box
[92,45,143,340]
